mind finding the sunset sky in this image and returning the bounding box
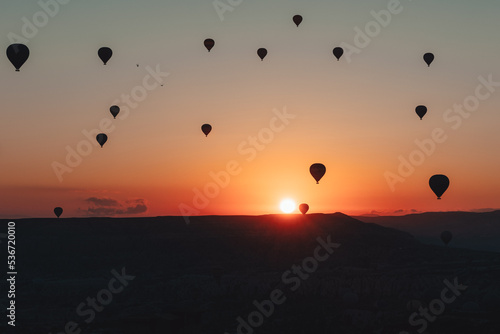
[1,0,500,218]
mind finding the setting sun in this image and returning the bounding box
[280,199,296,214]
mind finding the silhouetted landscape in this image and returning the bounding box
[3,2,500,333]
[356,210,500,253]
[2,214,499,333]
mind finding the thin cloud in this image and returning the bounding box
[85,197,120,207]
[116,199,147,214]
[80,198,148,216]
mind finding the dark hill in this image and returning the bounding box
[355,210,500,252]
[1,213,499,333]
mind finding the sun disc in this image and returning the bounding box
[280,199,296,213]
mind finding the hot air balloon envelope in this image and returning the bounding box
[299,203,309,215]
[110,106,120,119]
[440,231,452,245]
[293,15,303,27]
[7,44,30,71]
[201,124,212,137]
[257,48,267,61]
[96,133,108,147]
[204,39,215,52]
[333,47,344,61]
[429,174,449,199]
[423,53,434,67]
[98,47,113,65]
[310,163,326,184]
[416,105,427,120]
[54,207,63,218]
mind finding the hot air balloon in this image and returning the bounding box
[440,231,452,245]
[293,15,303,27]
[54,207,63,218]
[257,48,267,61]
[98,47,113,65]
[299,203,309,215]
[333,47,344,61]
[415,105,427,120]
[7,44,30,71]
[201,124,212,137]
[110,106,120,119]
[204,38,215,52]
[423,53,434,67]
[429,174,449,199]
[310,163,326,184]
[96,133,108,148]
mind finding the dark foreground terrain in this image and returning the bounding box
[1,213,499,333]
[356,210,500,253]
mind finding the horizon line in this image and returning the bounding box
[2,209,500,220]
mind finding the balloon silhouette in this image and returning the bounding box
[299,203,309,215]
[293,15,303,27]
[110,106,120,119]
[204,38,215,52]
[415,105,427,120]
[96,133,108,148]
[423,53,434,67]
[440,230,452,245]
[7,44,30,71]
[333,47,344,61]
[54,207,63,218]
[201,124,212,137]
[98,47,113,65]
[429,174,449,199]
[257,48,267,61]
[310,163,326,184]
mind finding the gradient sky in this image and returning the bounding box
[2,0,500,218]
